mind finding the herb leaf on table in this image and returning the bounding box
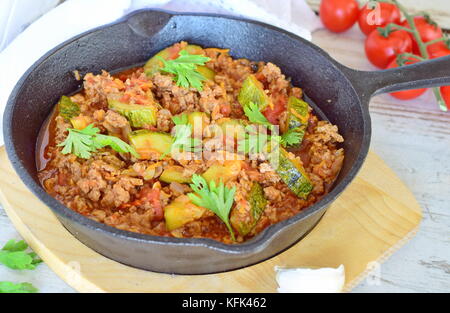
[0,282,38,293]
[0,239,42,270]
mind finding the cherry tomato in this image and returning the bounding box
[358,2,401,36]
[386,56,427,100]
[402,17,443,55]
[441,86,450,110]
[320,0,360,33]
[365,29,413,68]
[429,44,450,59]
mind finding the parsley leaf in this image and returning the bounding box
[238,125,270,155]
[237,125,282,157]
[240,101,303,151]
[58,124,140,159]
[243,101,272,127]
[0,240,42,270]
[280,128,304,147]
[59,124,99,159]
[188,175,236,241]
[2,239,28,252]
[0,282,38,293]
[170,114,202,154]
[172,113,189,126]
[158,50,211,91]
[94,134,140,158]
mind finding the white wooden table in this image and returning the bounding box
[1,3,449,293]
[312,26,450,293]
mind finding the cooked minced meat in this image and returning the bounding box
[38,42,344,244]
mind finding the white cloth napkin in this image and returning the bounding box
[0,0,321,145]
[0,0,60,51]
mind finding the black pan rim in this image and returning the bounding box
[3,9,372,254]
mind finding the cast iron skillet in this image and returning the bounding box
[4,10,450,274]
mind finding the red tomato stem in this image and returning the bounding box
[378,23,413,38]
[397,52,425,63]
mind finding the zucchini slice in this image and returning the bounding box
[164,195,206,231]
[285,96,310,144]
[160,166,192,184]
[202,161,242,185]
[108,99,157,128]
[238,74,272,110]
[143,47,172,77]
[216,118,246,140]
[287,96,309,129]
[271,147,313,199]
[184,44,203,55]
[129,130,173,159]
[187,111,210,135]
[230,182,268,236]
[196,65,216,81]
[58,96,80,121]
[70,115,90,130]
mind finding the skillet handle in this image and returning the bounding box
[341,55,450,100]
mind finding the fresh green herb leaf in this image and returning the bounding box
[2,239,28,252]
[58,124,140,159]
[172,113,189,126]
[243,101,273,127]
[58,124,99,159]
[0,252,36,270]
[237,125,282,156]
[238,125,269,155]
[158,50,211,91]
[94,134,140,158]
[0,282,38,293]
[188,175,236,241]
[170,114,202,154]
[172,126,201,153]
[280,128,304,147]
[0,239,42,270]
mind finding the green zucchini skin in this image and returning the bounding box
[108,99,157,128]
[273,148,313,200]
[238,74,272,110]
[230,182,268,237]
[286,96,310,144]
[58,96,80,121]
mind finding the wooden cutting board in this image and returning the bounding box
[0,147,422,292]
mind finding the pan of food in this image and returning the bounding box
[4,10,450,274]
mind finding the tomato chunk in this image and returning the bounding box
[263,94,287,125]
